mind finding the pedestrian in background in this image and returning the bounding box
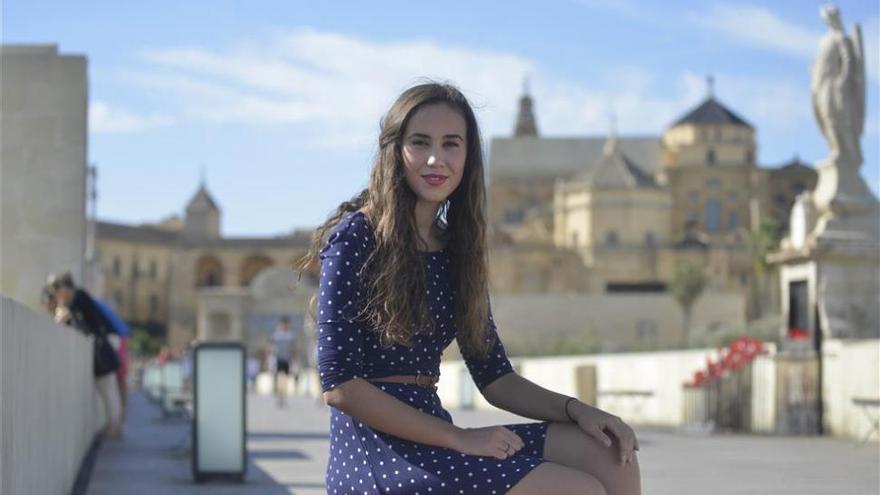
[271,316,295,407]
[49,272,123,440]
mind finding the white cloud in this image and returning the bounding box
[689,5,879,82]
[688,4,818,59]
[126,29,533,148]
[89,101,174,133]
[528,69,811,138]
[119,27,821,149]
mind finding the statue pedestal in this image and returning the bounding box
[769,169,880,347]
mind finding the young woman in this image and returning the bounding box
[297,82,641,495]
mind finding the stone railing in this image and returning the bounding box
[1,295,101,494]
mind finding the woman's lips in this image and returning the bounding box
[422,175,448,186]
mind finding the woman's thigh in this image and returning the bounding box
[507,461,607,495]
[540,421,641,495]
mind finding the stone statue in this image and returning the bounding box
[811,3,865,168]
[810,4,865,213]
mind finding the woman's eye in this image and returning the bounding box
[411,140,428,147]
[444,142,460,148]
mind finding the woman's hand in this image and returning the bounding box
[54,306,71,324]
[569,400,640,466]
[449,425,525,460]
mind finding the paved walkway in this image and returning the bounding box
[88,392,879,494]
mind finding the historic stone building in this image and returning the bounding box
[96,182,313,351]
[487,84,817,300]
[99,83,819,353]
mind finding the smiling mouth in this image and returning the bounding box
[422,175,448,185]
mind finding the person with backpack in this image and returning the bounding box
[49,272,123,439]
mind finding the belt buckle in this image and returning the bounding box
[415,373,432,388]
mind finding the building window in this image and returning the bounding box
[149,260,157,279]
[745,150,754,163]
[644,232,656,247]
[728,211,739,230]
[112,257,120,277]
[706,178,721,190]
[131,261,139,278]
[707,149,716,166]
[605,231,619,247]
[791,181,806,194]
[149,294,159,319]
[571,231,579,247]
[688,210,698,222]
[688,190,699,202]
[504,208,525,224]
[114,290,123,310]
[705,199,721,232]
[195,256,224,287]
[728,191,738,202]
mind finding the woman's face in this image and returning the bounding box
[401,103,467,208]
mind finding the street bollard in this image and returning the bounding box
[192,342,246,483]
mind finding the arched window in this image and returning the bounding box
[705,199,721,232]
[195,255,224,287]
[240,254,274,286]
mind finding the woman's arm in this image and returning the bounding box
[324,380,525,459]
[482,372,640,464]
[482,371,627,428]
[481,371,579,423]
[323,379,459,446]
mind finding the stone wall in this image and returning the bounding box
[0,44,87,310]
[1,295,101,494]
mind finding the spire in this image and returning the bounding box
[706,74,715,99]
[513,76,538,137]
[199,164,206,188]
[603,114,619,156]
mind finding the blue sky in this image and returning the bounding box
[5,0,878,236]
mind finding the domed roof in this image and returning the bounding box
[670,97,752,128]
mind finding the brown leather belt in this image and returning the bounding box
[367,374,439,388]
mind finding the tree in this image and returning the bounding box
[742,217,781,320]
[670,261,708,348]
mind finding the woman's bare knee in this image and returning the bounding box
[543,422,641,495]
[508,462,607,495]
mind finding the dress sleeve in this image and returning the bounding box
[458,300,515,391]
[315,216,370,392]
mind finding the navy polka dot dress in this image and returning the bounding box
[317,211,549,494]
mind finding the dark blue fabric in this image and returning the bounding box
[317,211,548,494]
[93,298,130,336]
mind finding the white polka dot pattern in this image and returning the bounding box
[317,211,549,494]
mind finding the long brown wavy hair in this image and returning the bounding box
[296,81,493,359]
